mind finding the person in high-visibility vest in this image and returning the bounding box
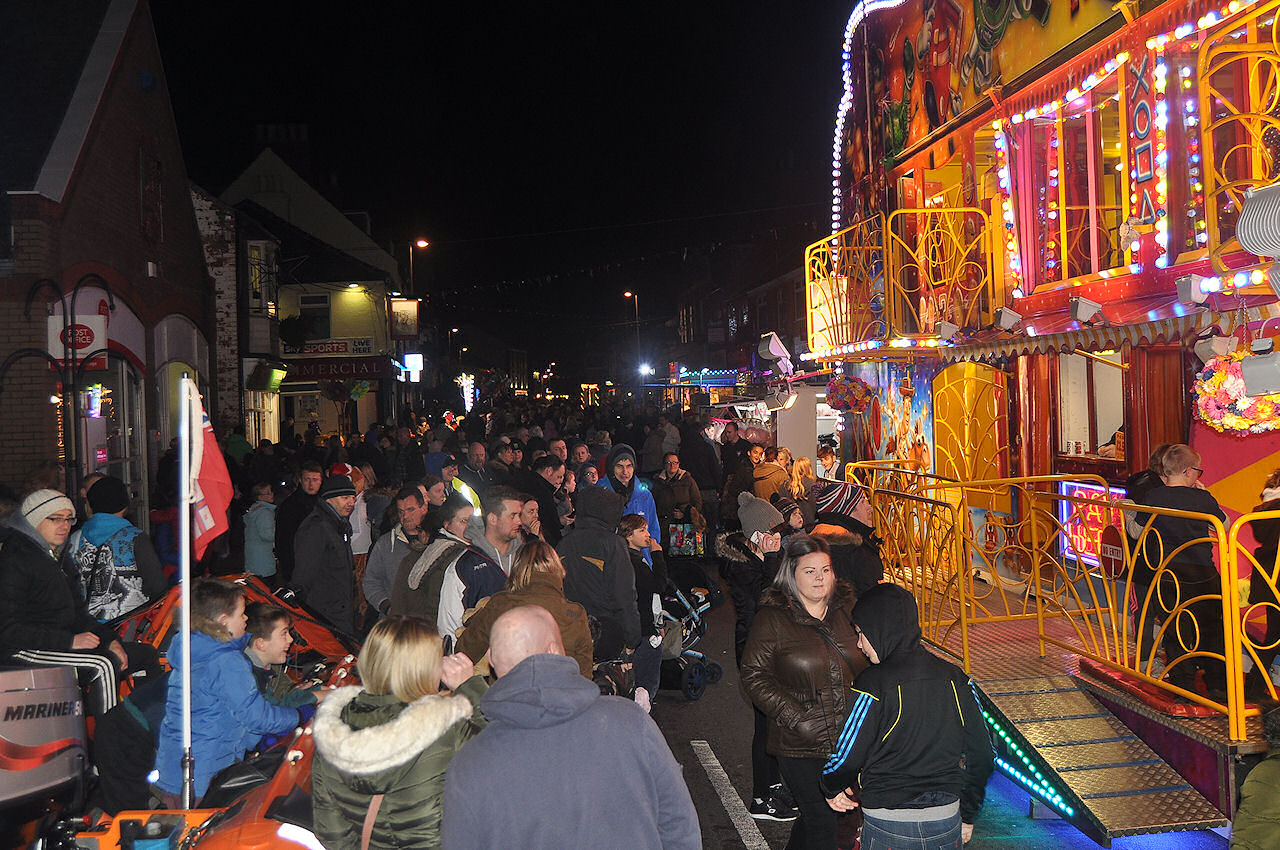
[443,454,481,507]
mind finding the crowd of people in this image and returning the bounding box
[2,397,1278,849]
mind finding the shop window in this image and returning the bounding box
[247,241,278,317]
[1009,77,1126,291]
[298,294,330,340]
[1057,350,1125,457]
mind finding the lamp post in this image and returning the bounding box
[408,238,429,296]
[623,289,640,367]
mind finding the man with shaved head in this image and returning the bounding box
[487,605,564,677]
[444,605,700,849]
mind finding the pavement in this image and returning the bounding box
[648,566,1230,850]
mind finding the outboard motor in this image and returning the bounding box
[0,666,86,808]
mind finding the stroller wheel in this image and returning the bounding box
[681,661,708,701]
[705,661,723,684]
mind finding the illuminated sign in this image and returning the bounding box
[1056,481,1127,568]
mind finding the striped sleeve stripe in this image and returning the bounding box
[831,689,876,758]
[11,649,117,712]
[824,691,875,774]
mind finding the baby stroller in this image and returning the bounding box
[657,578,723,701]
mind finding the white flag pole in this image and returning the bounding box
[178,374,194,808]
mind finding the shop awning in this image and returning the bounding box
[941,303,1206,363]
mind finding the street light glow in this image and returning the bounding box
[623,291,633,298]
[415,239,430,248]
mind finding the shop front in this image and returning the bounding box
[51,286,150,516]
[280,353,395,439]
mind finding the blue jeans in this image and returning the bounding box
[860,808,961,850]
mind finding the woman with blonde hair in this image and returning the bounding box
[311,616,485,850]
[788,457,819,528]
[1135,443,1229,698]
[454,540,594,676]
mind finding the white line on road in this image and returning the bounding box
[691,739,770,850]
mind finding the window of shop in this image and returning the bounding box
[247,241,278,317]
[76,358,148,524]
[245,390,279,447]
[1057,349,1125,457]
[1008,75,1126,291]
[299,294,330,340]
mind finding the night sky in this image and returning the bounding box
[152,3,852,370]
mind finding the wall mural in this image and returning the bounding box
[846,0,1114,166]
[844,359,941,472]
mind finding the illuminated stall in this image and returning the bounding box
[804,0,1280,497]
[801,1,1280,838]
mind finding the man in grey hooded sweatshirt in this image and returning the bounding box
[442,606,699,850]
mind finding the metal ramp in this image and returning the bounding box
[972,670,1226,845]
[925,619,1233,846]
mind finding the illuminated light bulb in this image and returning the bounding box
[1253,269,1265,284]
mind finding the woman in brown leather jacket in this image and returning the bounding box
[741,534,866,850]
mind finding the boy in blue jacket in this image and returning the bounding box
[152,579,309,805]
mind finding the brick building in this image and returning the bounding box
[0,0,211,510]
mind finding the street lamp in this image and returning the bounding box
[449,327,461,360]
[623,290,640,370]
[408,238,430,296]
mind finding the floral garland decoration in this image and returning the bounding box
[827,374,874,414]
[1194,351,1280,435]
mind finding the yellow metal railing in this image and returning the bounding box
[1029,491,1280,742]
[1199,0,1280,272]
[872,486,971,667]
[864,470,1104,671]
[806,215,886,352]
[844,458,942,496]
[865,468,1279,741]
[885,207,995,336]
[1233,510,1280,707]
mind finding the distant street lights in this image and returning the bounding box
[408,238,430,296]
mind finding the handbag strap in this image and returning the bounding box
[814,623,860,679]
[361,793,385,850]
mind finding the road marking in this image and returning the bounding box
[691,739,770,850]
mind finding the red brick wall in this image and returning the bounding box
[0,0,211,494]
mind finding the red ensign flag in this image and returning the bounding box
[189,389,233,560]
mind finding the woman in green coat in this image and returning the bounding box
[1232,705,1280,850]
[311,616,486,850]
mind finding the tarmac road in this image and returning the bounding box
[648,564,1229,850]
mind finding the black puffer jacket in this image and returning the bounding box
[716,531,780,663]
[0,513,117,656]
[740,582,864,758]
[812,518,884,595]
[822,583,993,822]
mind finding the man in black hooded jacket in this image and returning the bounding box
[556,485,637,660]
[822,583,993,846]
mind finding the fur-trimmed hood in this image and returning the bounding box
[313,686,473,775]
[406,531,469,591]
[715,530,756,563]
